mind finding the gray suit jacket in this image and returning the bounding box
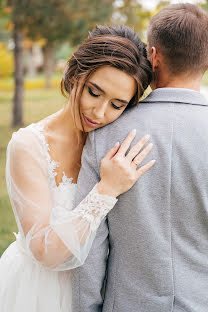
[72,88,208,312]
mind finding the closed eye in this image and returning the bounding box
[111,102,124,110]
[88,85,125,110]
[88,87,100,97]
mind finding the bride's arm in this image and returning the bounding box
[6,128,154,270]
[6,129,118,270]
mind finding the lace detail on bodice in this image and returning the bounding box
[29,123,75,189]
[72,184,117,232]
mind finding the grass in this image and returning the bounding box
[0,73,208,257]
[0,72,62,91]
[0,85,64,256]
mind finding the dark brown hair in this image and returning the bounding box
[61,25,152,112]
[147,3,208,75]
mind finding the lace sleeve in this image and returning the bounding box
[72,184,117,232]
[6,127,117,271]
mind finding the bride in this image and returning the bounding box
[0,25,154,311]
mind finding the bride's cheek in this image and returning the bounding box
[80,94,92,111]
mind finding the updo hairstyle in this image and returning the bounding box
[61,25,152,111]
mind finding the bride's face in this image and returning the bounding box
[76,66,137,132]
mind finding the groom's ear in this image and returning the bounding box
[151,47,160,73]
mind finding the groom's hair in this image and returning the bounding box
[147,3,208,75]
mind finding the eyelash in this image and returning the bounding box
[111,103,122,110]
[88,87,99,97]
[88,86,123,110]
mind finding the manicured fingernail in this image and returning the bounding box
[149,143,153,149]
[115,142,120,147]
[145,134,150,140]
[132,129,136,134]
[151,160,156,164]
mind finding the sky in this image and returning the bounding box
[141,0,205,10]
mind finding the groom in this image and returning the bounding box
[72,3,208,312]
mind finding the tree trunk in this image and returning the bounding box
[12,27,24,128]
[43,43,54,88]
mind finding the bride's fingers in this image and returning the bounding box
[126,134,150,161]
[132,143,153,167]
[116,129,136,156]
[104,142,120,160]
[136,159,156,179]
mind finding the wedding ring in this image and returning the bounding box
[133,159,139,167]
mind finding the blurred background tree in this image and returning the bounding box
[3,0,113,126]
[112,0,152,40]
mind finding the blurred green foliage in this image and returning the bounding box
[9,0,114,46]
[0,42,13,77]
[0,5,10,42]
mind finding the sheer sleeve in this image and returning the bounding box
[6,127,117,271]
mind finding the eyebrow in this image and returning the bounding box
[88,81,129,105]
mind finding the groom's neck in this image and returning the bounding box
[153,69,204,92]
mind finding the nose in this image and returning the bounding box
[93,100,108,120]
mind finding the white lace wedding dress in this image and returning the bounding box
[0,123,117,312]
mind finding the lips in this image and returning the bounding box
[82,114,101,128]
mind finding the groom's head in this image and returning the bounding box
[147,3,208,89]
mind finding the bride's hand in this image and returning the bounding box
[97,130,155,198]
